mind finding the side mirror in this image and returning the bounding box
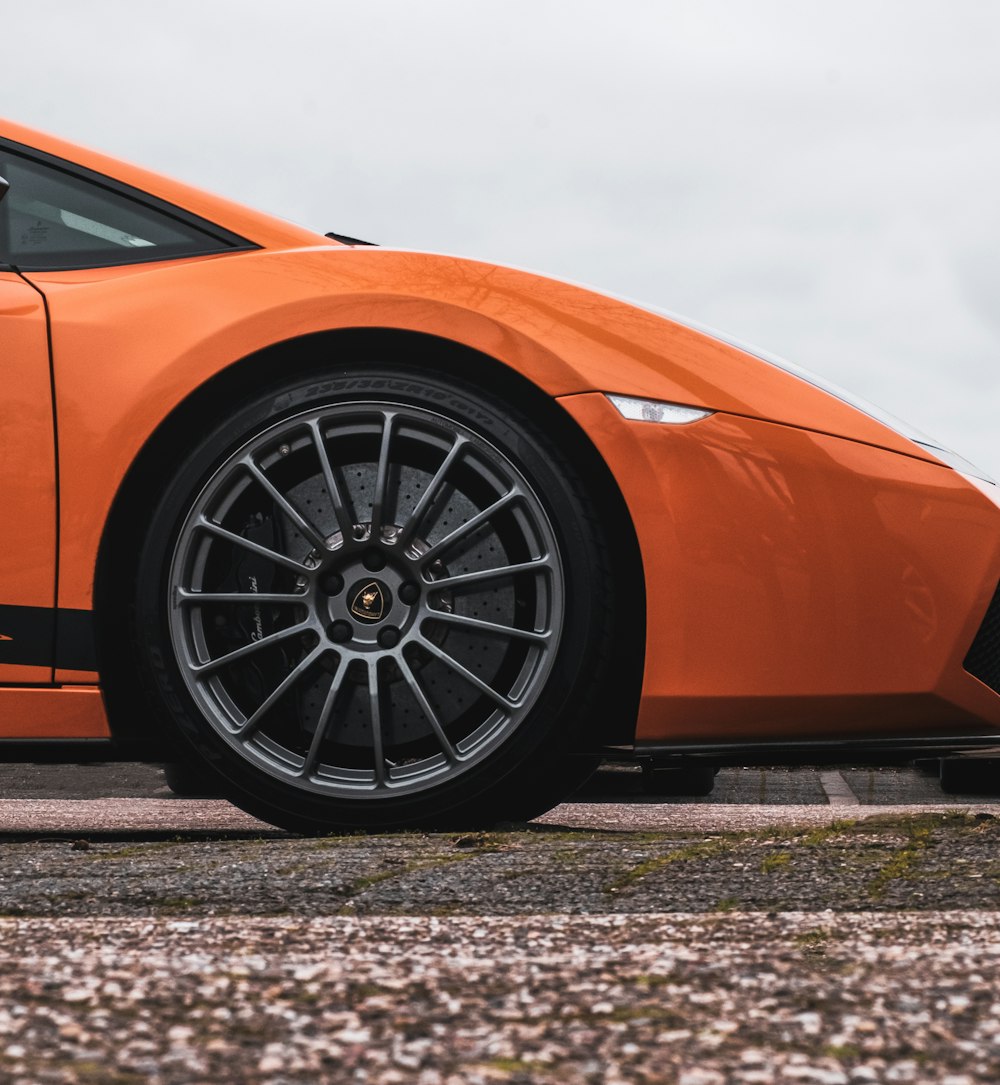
[0,175,8,203]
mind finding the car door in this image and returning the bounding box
[0,140,253,692]
[0,263,58,684]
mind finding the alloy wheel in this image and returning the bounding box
[168,401,564,798]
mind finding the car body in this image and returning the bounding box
[1,118,998,829]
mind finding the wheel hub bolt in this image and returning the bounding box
[328,619,353,643]
[363,548,387,572]
[398,581,420,605]
[378,626,401,649]
[321,572,344,595]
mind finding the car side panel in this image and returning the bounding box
[6,119,996,753]
[0,273,56,688]
[28,248,943,618]
[559,392,1000,740]
[0,686,109,738]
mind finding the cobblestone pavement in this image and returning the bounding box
[1,797,996,837]
[4,760,999,805]
[1,809,999,917]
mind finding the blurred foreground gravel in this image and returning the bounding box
[1,911,999,1084]
[0,806,999,1081]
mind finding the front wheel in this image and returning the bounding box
[132,367,619,832]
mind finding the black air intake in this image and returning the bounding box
[965,581,1000,695]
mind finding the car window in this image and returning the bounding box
[0,143,251,271]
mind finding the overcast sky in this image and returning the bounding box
[6,1,999,474]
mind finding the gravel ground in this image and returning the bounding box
[2,764,999,1082]
[0,808,997,1081]
[2,911,1000,1084]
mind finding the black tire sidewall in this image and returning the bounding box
[133,367,609,831]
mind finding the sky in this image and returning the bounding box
[6,1,999,475]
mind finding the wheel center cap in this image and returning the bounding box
[348,579,391,624]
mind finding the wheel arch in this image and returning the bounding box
[95,326,644,758]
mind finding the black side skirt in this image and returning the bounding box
[0,604,97,672]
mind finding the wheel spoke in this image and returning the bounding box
[415,634,517,711]
[235,647,322,739]
[368,660,388,786]
[300,657,349,778]
[244,459,328,550]
[191,621,310,675]
[197,518,312,573]
[369,411,396,539]
[397,435,468,547]
[307,419,355,539]
[397,653,460,763]
[420,489,520,563]
[176,589,307,606]
[425,557,553,591]
[423,610,550,645]
[171,397,565,803]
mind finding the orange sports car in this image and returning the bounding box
[1,120,998,831]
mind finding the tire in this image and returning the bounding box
[641,763,717,797]
[132,366,618,832]
[162,761,225,798]
[939,758,1000,796]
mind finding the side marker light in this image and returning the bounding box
[606,394,713,425]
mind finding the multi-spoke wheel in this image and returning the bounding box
[133,368,613,831]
